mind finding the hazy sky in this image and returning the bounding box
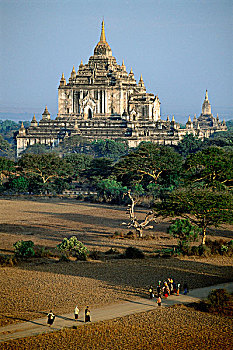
[0,0,232,122]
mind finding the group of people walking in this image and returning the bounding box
[47,306,91,327]
[149,278,189,305]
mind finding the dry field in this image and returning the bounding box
[2,306,233,350]
[0,197,233,333]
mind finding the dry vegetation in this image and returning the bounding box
[1,306,233,350]
[0,198,233,348]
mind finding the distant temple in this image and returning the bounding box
[17,21,227,156]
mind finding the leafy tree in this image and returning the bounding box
[13,240,35,259]
[57,236,89,261]
[18,153,72,184]
[175,133,203,158]
[7,175,29,193]
[22,143,52,155]
[0,135,15,158]
[64,153,93,179]
[167,218,200,251]
[85,157,113,180]
[0,157,16,184]
[114,143,183,190]
[96,178,128,203]
[56,135,91,154]
[185,146,233,189]
[90,139,128,160]
[156,188,233,244]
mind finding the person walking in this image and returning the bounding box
[157,281,162,297]
[85,306,91,322]
[47,310,55,327]
[183,283,189,295]
[74,305,79,321]
[157,296,162,307]
[149,286,154,299]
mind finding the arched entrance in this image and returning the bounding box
[88,108,92,119]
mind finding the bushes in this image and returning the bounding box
[167,218,200,253]
[57,236,89,261]
[207,289,232,314]
[13,240,35,259]
[0,254,17,266]
[124,247,145,259]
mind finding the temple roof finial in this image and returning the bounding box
[100,19,106,42]
[205,89,208,101]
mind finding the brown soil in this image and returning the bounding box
[0,198,233,329]
[1,306,233,350]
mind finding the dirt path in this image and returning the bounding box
[1,282,232,343]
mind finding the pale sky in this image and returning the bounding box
[0,0,232,122]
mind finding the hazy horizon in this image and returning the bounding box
[1,0,232,123]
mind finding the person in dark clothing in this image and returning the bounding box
[157,281,162,297]
[47,310,55,326]
[183,283,189,295]
[85,306,91,322]
[149,286,154,299]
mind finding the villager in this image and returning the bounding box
[183,283,189,295]
[157,281,162,297]
[177,283,180,296]
[173,281,177,294]
[85,306,91,322]
[47,310,55,327]
[149,286,154,299]
[157,296,162,306]
[74,306,79,320]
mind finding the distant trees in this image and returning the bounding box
[156,188,233,245]
[114,143,183,196]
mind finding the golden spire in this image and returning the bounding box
[205,89,208,101]
[188,115,192,122]
[80,60,83,67]
[32,114,37,121]
[100,19,106,42]
[139,74,143,82]
[129,67,133,74]
[172,115,175,122]
[62,73,65,80]
[72,66,75,73]
[20,121,25,128]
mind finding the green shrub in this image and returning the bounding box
[35,247,52,258]
[13,240,35,259]
[207,289,231,313]
[57,236,89,261]
[167,218,200,253]
[125,246,144,259]
[198,244,211,257]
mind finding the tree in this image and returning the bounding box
[123,190,156,238]
[175,133,203,158]
[0,135,15,158]
[90,139,128,160]
[18,153,71,184]
[156,188,233,244]
[114,143,183,190]
[57,236,89,261]
[185,146,233,189]
[22,143,52,155]
[13,240,35,259]
[85,157,113,180]
[167,218,200,251]
[55,135,91,154]
[95,178,128,203]
[7,175,29,193]
[64,153,93,179]
[0,157,16,185]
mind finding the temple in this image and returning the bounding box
[16,21,227,156]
